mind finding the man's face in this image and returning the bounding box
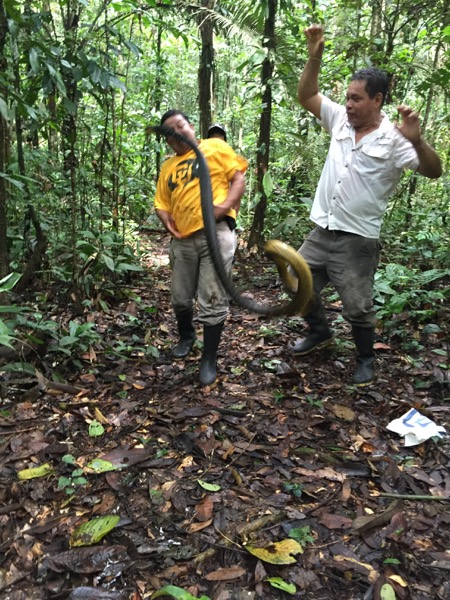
[345,80,382,129]
[163,114,196,155]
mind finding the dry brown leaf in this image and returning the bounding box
[329,403,355,421]
[318,513,353,530]
[186,518,213,533]
[204,566,246,581]
[334,555,379,584]
[194,495,213,522]
[293,466,346,482]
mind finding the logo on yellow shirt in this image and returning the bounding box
[168,158,200,192]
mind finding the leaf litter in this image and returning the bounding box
[0,232,449,600]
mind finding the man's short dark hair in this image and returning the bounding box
[351,68,389,106]
[160,109,191,126]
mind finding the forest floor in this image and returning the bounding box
[0,230,449,600]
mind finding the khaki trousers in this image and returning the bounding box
[169,222,237,326]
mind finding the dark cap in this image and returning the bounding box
[207,123,227,141]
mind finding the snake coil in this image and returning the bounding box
[149,125,313,317]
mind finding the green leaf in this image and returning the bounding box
[0,172,24,190]
[150,586,211,600]
[197,479,221,492]
[85,458,117,473]
[116,263,144,272]
[0,335,15,349]
[0,97,10,120]
[0,305,27,313]
[266,577,296,594]
[88,420,105,437]
[109,74,126,91]
[101,253,115,272]
[70,515,120,547]
[0,272,25,291]
[57,476,73,490]
[58,335,79,346]
[0,362,36,375]
[246,539,303,564]
[29,47,40,73]
[62,454,76,465]
[262,170,274,197]
[18,463,54,480]
[380,583,396,600]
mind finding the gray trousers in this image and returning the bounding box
[299,226,380,328]
[169,221,237,326]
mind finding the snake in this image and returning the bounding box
[148,125,313,317]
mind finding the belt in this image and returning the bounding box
[323,226,353,236]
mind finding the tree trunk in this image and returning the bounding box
[247,0,277,250]
[0,0,9,279]
[60,0,81,281]
[198,0,215,137]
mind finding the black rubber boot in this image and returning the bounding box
[352,326,375,386]
[172,311,196,359]
[199,322,225,386]
[290,303,334,355]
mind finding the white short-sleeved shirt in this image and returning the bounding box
[310,96,420,238]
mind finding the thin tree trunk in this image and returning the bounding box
[60,0,81,281]
[248,0,277,250]
[198,0,215,137]
[0,0,9,280]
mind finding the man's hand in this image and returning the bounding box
[305,24,325,59]
[396,105,422,145]
[396,105,442,179]
[156,209,182,238]
[213,171,245,222]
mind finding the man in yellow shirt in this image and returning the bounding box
[154,110,247,386]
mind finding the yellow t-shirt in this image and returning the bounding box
[154,138,248,238]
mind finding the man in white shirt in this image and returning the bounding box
[292,24,442,386]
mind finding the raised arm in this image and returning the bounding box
[297,24,325,119]
[396,105,442,179]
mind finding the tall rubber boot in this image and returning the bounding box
[199,321,225,386]
[172,311,196,358]
[352,326,375,386]
[290,302,334,355]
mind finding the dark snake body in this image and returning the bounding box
[150,125,313,317]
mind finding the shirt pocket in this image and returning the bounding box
[361,139,394,160]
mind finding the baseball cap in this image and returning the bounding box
[207,123,227,141]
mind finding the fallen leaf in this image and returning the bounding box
[186,518,213,533]
[194,495,213,522]
[329,403,355,421]
[70,515,121,547]
[380,583,396,599]
[333,555,378,584]
[197,479,221,492]
[17,463,54,480]
[318,513,353,530]
[246,539,303,564]
[204,566,246,581]
[266,577,296,594]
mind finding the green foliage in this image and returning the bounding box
[0,273,24,349]
[288,525,315,547]
[57,455,88,496]
[0,0,448,383]
[374,262,449,327]
[151,586,210,600]
[283,482,304,498]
